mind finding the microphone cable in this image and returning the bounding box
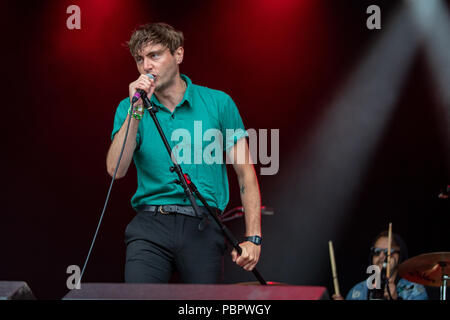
[76,101,137,288]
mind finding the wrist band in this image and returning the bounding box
[128,105,144,120]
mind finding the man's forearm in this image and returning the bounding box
[238,171,261,237]
[106,117,140,178]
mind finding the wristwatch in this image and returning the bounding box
[245,235,262,245]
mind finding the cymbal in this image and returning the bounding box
[398,252,450,287]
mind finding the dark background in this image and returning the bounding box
[1,0,448,299]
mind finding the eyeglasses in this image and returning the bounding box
[370,247,399,256]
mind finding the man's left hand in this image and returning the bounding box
[231,241,261,271]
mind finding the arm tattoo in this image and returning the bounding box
[240,184,245,194]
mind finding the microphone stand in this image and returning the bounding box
[139,92,267,285]
[183,173,266,285]
[368,276,385,300]
[383,257,394,300]
[368,260,393,300]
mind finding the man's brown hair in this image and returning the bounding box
[127,22,184,59]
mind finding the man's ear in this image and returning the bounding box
[175,46,184,65]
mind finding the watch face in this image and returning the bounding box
[246,236,262,245]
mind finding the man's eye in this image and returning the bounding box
[151,54,160,58]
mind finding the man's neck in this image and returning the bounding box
[155,74,186,112]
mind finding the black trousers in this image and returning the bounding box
[124,209,226,283]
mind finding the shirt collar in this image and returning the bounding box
[150,74,193,109]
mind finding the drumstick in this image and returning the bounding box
[328,241,341,296]
[386,223,392,279]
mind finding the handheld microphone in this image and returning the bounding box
[131,74,155,104]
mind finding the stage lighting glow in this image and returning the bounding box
[409,0,450,165]
[266,3,425,284]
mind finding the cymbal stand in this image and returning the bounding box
[440,273,449,300]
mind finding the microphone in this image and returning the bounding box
[131,74,155,104]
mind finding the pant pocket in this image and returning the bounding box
[124,215,140,244]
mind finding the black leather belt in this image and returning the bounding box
[136,205,220,217]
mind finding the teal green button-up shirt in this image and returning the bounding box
[111,74,247,211]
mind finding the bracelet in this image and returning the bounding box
[128,105,144,120]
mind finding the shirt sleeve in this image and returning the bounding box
[398,282,428,300]
[110,98,141,148]
[219,93,248,152]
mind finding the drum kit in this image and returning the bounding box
[387,187,449,300]
[329,220,450,300]
[228,192,450,300]
[398,252,450,300]
[240,254,450,300]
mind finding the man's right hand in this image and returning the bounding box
[129,74,156,104]
[332,294,344,300]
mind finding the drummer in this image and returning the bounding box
[332,231,428,300]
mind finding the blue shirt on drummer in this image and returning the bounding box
[111,74,248,212]
[346,278,428,300]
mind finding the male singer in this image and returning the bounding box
[106,22,261,283]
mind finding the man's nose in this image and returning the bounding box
[143,57,154,72]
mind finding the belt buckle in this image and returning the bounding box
[158,205,169,215]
